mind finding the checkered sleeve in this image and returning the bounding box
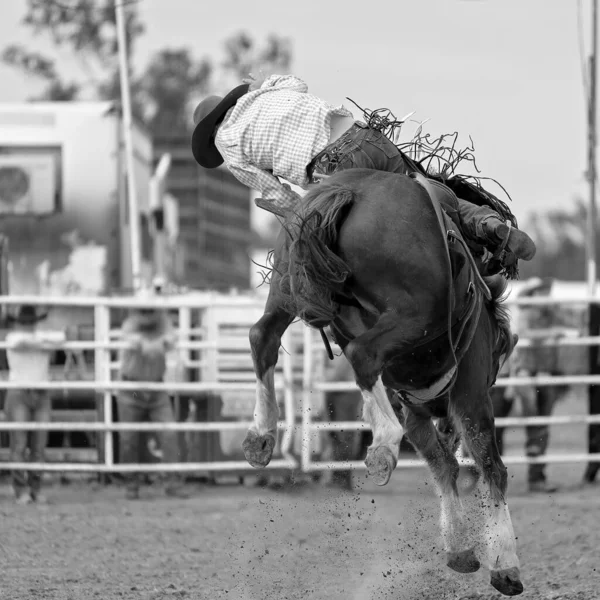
[228,161,302,211]
[261,74,308,93]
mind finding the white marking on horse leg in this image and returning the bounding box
[361,376,403,455]
[460,472,519,571]
[439,491,471,553]
[483,497,520,571]
[250,366,278,437]
[425,459,474,555]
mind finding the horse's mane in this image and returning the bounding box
[484,276,516,370]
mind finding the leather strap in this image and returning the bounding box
[409,172,484,395]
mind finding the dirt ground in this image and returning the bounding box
[2,392,599,600]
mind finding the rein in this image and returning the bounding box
[408,172,486,396]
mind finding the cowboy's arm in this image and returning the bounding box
[7,332,64,351]
[162,330,177,352]
[228,162,301,212]
[6,333,38,351]
[120,318,144,350]
[38,335,66,351]
[158,318,177,353]
[260,74,308,93]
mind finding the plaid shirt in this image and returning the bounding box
[215,75,353,211]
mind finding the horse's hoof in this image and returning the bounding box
[242,431,276,468]
[365,446,396,486]
[490,567,524,596]
[446,547,480,573]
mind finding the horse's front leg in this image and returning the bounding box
[243,297,295,469]
[344,314,406,486]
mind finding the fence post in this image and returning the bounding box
[178,307,192,371]
[301,326,314,472]
[280,328,295,462]
[177,306,192,461]
[585,303,600,482]
[200,306,219,385]
[94,304,113,468]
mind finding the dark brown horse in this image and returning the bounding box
[243,168,523,596]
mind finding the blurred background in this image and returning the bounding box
[1,6,600,599]
[0,0,598,482]
[0,0,595,289]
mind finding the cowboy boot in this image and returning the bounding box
[483,218,536,261]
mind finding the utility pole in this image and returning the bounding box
[587,0,598,296]
[585,0,600,484]
[115,0,142,293]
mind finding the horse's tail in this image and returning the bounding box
[282,183,356,328]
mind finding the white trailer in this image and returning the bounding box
[0,101,168,302]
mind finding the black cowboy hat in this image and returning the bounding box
[7,304,48,326]
[191,83,249,169]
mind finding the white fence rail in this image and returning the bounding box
[0,292,598,474]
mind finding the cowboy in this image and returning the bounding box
[491,277,562,493]
[4,305,65,504]
[117,292,189,500]
[191,74,535,274]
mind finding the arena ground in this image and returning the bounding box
[1,391,599,600]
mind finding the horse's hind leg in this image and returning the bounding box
[403,407,480,574]
[243,286,295,469]
[344,313,406,486]
[451,379,523,596]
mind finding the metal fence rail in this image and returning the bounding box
[0,292,599,474]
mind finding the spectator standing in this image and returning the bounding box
[492,277,563,493]
[5,305,64,504]
[117,293,188,500]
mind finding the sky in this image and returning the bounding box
[0,0,594,226]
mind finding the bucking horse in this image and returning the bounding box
[242,168,524,596]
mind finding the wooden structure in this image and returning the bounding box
[154,135,252,292]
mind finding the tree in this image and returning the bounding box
[2,0,144,102]
[139,49,212,138]
[219,31,292,88]
[2,1,292,137]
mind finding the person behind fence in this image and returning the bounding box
[504,277,563,493]
[5,305,65,505]
[117,297,189,500]
[191,73,536,279]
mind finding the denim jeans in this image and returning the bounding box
[116,390,183,491]
[5,389,52,498]
[519,377,558,484]
[490,379,557,483]
[308,122,500,246]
